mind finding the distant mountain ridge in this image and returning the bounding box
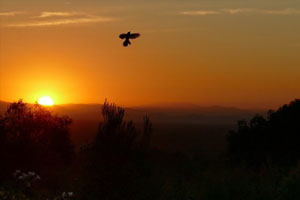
[0,100,263,124]
[0,100,264,150]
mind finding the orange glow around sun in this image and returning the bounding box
[38,96,54,106]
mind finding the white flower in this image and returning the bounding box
[13,170,22,177]
[28,171,35,176]
[68,192,73,197]
[18,176,24,180]
[62,192,66,197]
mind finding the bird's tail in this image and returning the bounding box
[123,39,131,47]
[123,41,129,47]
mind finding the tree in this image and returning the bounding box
[227,99,300,166]
[81,99,153,200]
[94,99,152,161]
[0,100,74,178]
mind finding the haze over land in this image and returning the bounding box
[0,100,263,155]
[0,100,262,124]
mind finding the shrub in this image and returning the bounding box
[0,100,74,179]
[227,99,300,166]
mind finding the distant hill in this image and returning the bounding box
[0,100,265,154]
[0,101,263,124]
[132,104,263,124]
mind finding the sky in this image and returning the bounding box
[0,0,300,109]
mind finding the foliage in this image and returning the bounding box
[94,99,152,160]
[2,99,300,199]
[80,99,153,199]
[227,99,300,166]
[0,100,74,179]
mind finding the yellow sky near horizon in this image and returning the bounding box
[0,0,300,109]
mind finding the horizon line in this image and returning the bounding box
[0,99,271,111]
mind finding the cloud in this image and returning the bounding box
[221,8,256,15]
[0,11,24,17]
[262,8,300,15]
[181,10,220,16]
[181,8,300,16]
[38,12,79,18]
[6,16,115,27]
[4,11,116,28]
[223,8,300,15]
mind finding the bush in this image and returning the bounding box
[227,99,300,166]
[0,100,74,179]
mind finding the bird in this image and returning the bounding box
[119,31,140,47]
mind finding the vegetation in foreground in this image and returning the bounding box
[1,99,300,199]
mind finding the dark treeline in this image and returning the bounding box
[227,99,300,166]
[1,99,300,199]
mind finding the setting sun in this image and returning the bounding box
[38,96,54,106]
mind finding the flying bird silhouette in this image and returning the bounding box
[119,31,140,47]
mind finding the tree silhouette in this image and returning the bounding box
[82,99,153,200]
[0,100,74,178]
[94,99,152,161]
[227,99,300,166]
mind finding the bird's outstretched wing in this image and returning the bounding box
[119,34,127,39]
[129,33,140,39]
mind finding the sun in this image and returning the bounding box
[38,96,54,106]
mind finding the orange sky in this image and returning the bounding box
[1,0,300,109]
